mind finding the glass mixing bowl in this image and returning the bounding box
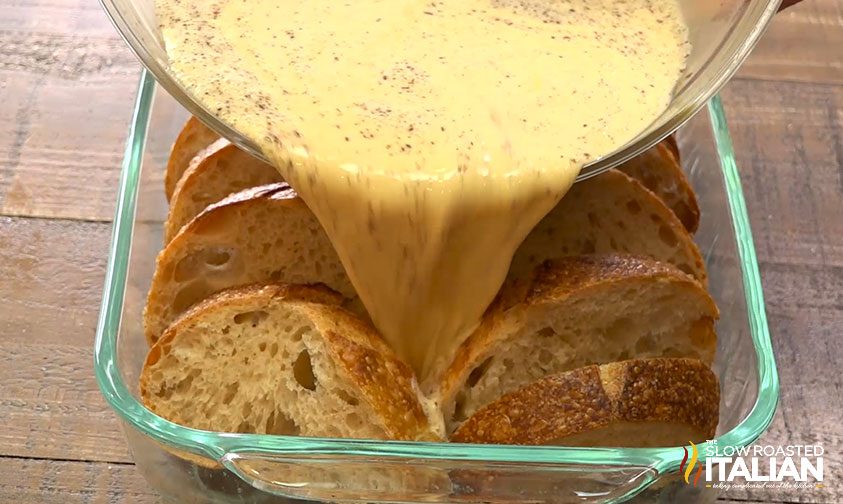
[99,0,781,180]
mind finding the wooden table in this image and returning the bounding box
[0,1,840,502]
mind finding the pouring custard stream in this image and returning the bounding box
[156,0,689,382]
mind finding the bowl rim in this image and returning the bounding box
[95,71,779,483]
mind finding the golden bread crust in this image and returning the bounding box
[509,168,706,285]
[663,134,680,163]
[617,141,699,233]
[164,116,220,201]
[451,358,719,445]
[144,183,354,345]
[436,254,718,428]
[141,283,439,442]
[165,141,283,242]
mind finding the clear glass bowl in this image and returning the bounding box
[94,70,779,503]
[98,0,781,180]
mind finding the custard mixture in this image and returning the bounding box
[156,0,689,380]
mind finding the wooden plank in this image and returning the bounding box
[0,0,840,502]
[718,500,837,504]
[0,343,133,464]
[719,501,838,504]
[0,0,141,221]
[739,0,843,86]
[720,78,843,268]
[0,216,113,345]
[719,267,842,504]
[0,457,160,504]
[0,216,132,463]
[723,306,843,504]
[713,77,843,504]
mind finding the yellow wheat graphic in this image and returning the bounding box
[684,441,698,484]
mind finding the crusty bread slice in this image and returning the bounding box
[165,117,220,202]
[451,358,719,446]
[663,134,680,163]
[144,183,354,345]
[437,254,718,434]
[141,283,441,441]
[616,141,699,233]
[165,140,282,242]
[509,169,706,284]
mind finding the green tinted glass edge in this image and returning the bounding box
[94,71,779,475]
[703,96,780,450]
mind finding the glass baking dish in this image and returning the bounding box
[94,70,779,504]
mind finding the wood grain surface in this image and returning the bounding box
[0,0,840,502]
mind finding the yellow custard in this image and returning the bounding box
[157,0,689,381]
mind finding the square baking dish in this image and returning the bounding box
[95,70,779,504]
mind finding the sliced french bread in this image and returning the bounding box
[165,117,220,202]
[165,140,283,242]
[616,141,699,233]
[509,169,706,284]
[141,283,442,441]
[144,183,355,345]
[451,358,719,446]
[663,134,680,164]
[437,254,718,434]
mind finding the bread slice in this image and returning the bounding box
[165,140,282,242]
[437,254,718,434]
[663,134,680,163]
[509,169,706,284]
[141,283,441,441]
[616,141,699,233]
[165,117,220,202]
[451,358,719,446]
[144,183,355,345]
